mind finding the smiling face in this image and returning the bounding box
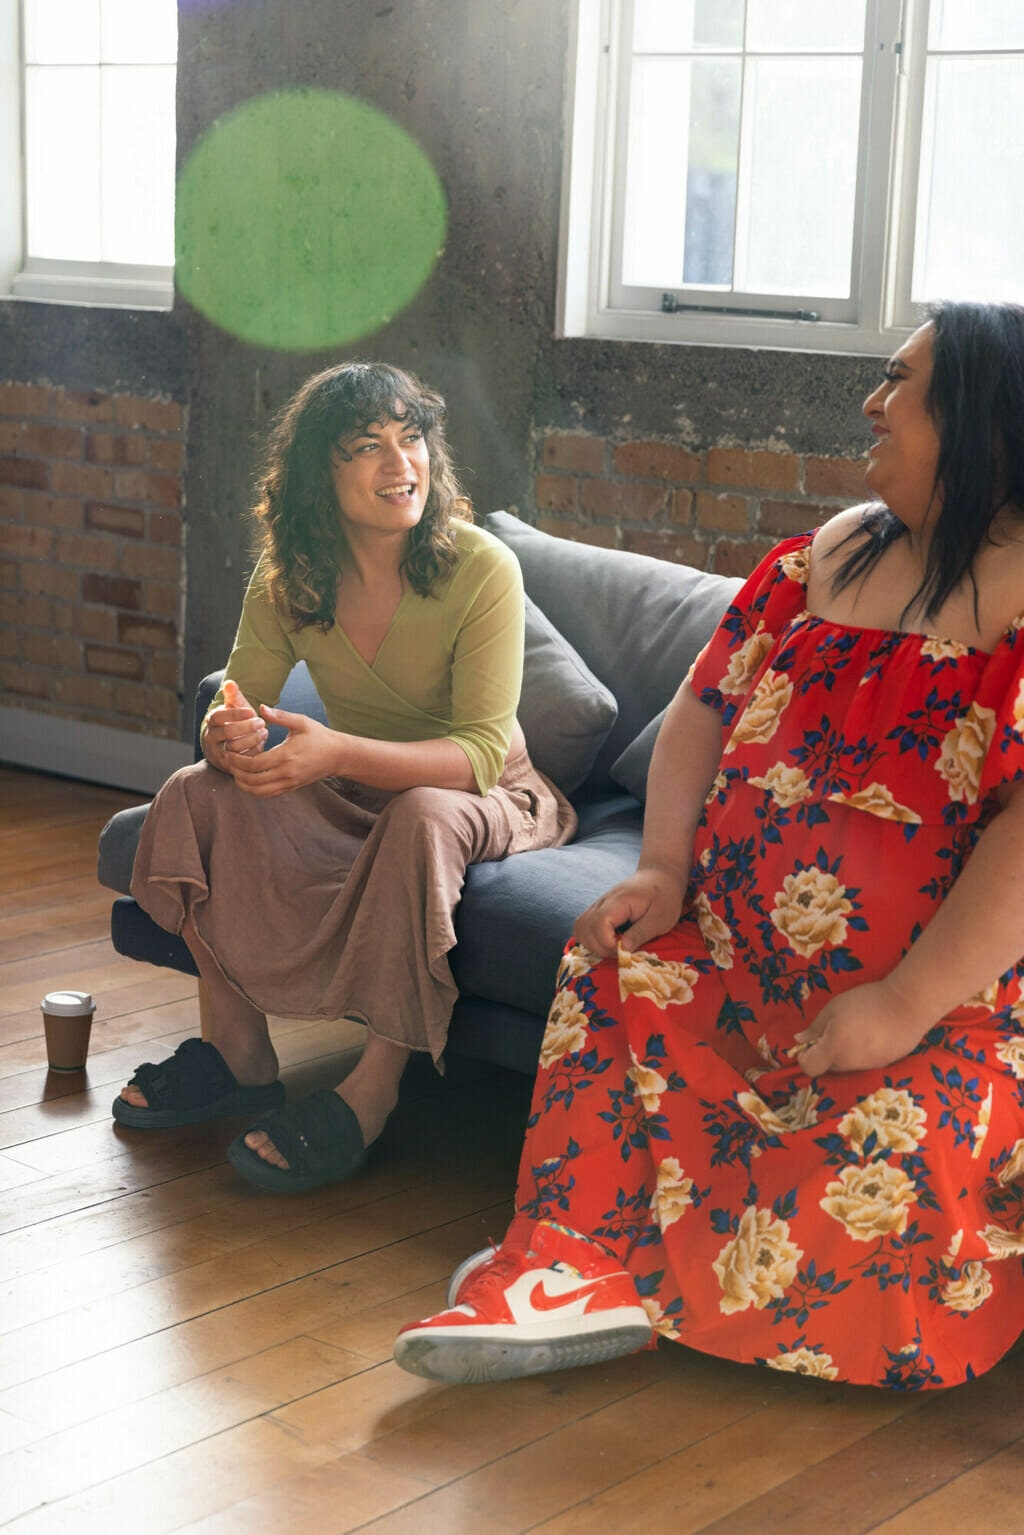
[328,405,431,539]
[862,323,942,531]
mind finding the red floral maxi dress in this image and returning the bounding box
[515,533,1024,1389]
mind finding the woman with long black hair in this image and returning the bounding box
[397,303,1024,1391]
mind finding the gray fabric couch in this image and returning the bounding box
[98,511,741,1074]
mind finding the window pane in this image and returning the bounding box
[622,59,691,286]
[633,0,743,53]
[746,0,866,54]
[912,58,1024,304]
[100,65,176,264]
[100,0,178,64]
[682,58,741,285]
[928,0,1024,52]
[24,66,101,258]
[24,0,100,64]
[735,57,861,296]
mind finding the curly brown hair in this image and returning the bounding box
[252,361,471,630]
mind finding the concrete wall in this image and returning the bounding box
[1,0,884,776]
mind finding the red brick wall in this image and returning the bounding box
[0,382,186,738]
[534,432,871,576]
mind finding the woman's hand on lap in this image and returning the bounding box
[574,868,686,958]
[794,978,932,1077]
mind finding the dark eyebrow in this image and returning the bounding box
[341,407,418,444]
[336,420,386,449]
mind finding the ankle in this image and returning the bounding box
[212,1039,278,1088]
[333,1033,410,1143]
[334,1076,398,1146]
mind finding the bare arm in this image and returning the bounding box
[797,784,1024,1074]
[225,705,479,797]
[574,683,724,956]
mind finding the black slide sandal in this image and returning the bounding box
[227,1088,367,1193]
[111,1037,285,1129]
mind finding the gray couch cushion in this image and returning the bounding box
[609,705,667,802]
[453,795,643,1017]
[484,512,741,789]
[519,594,618,794]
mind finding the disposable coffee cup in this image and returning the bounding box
[40,991,95,1072]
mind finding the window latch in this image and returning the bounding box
[661,294,821,321]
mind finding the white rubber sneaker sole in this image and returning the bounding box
[394,1309,653,1383]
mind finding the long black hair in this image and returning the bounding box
[252,362,471,631]
[831,301,1024,621]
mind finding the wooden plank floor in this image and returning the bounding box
[1,761,1022,1534]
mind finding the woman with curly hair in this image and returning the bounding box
[114,362,575,1192]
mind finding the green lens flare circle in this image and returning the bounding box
[176,89,447,350]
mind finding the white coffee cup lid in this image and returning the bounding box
[41,991,95,1015]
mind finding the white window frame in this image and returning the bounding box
[558,0,987,355]
[0,0,174,312]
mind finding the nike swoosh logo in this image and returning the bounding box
[527,1277,609,1313]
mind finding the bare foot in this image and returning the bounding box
[242,1125,291,1169]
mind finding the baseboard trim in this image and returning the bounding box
[0,707,191,795]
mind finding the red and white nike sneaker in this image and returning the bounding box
[394,1215,654,1382]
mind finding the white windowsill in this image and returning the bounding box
[11,265,174,311]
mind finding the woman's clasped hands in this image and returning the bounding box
[203,682,267,764]
[205,683,340,797]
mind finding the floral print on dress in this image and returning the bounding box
[515,531,1024,1389]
